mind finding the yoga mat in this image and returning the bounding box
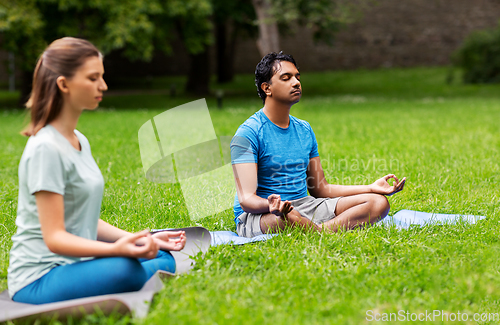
[0,271,165,323]
[210,210,486,246]
[0,226,211,323]
[210,231,276,246]
[152,226,212,274]
[381,209,486,228]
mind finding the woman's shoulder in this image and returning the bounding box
[22,125,70,160]
[25,126,61,151]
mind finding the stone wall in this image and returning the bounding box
[235,0,500,72]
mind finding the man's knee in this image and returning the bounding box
[369,194,390,218]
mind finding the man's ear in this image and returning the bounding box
[56,76,69,94]
[261,82,271,97]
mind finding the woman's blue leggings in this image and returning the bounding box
[12,250,175,304]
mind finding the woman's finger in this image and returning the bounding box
[127,229,150,243]
[162,230,184,237]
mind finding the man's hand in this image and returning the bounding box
[371,174,406,196]
[268,194,294,218]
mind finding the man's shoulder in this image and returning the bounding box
[290,114,313,131]
[243,109,266,127]
[236,109,266,135]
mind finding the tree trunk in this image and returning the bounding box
[185,48,210,96]
[216,20,238,83]
[251,0,280,57]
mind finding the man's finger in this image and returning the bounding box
[383,174,395,181]
[398,180,406,191]
[396,178,406,190]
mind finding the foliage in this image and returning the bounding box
[453,24,500,84]
[0,0,213,67]
[0,0,45,70]
[270,0,374,44]
[163,0,213,55]
[212,0,256,35]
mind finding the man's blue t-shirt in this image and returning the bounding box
[230,109,319,224]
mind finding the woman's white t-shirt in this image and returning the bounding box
[8,125,104,298]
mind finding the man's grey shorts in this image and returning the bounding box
[236,196,341,238]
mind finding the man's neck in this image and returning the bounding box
[262,101,292,128]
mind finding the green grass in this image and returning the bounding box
[1,66,500,324]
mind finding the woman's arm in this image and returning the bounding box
[98,219,187,251]
[37,191,159,259]
[97,220,130,242]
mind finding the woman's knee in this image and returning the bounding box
[109,257,148,291]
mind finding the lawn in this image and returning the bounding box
[0,67,500,324]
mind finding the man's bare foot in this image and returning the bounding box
[268,194,321,232]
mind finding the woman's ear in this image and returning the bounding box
[261,82,271,97]
[56,76,69,94]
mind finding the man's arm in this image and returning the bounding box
[232,163,270,214]
[306,157,405,198]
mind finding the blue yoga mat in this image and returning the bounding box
[210,209,486,246]
[381,209,486,228]
[210,231,276,246]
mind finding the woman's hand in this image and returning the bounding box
[113,230,159,259]
[151,230,186,251]
[268,194,294,218]
[370,174,406,196]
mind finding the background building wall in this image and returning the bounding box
[234,0,500,72]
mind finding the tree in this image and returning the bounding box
[0,0,213,104]
[213,0,256,83]
[252,0,373,57]
[252,0,280,56]
[0,0,46,103]
[211,0,372,84]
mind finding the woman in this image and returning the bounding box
[8,37,186,304]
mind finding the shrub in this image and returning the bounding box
[453,24,500,83]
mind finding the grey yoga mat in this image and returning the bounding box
[0,226,211,323]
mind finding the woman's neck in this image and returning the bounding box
[49,104,82,150]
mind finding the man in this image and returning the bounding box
[230,52,405,238]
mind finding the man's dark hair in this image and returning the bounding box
[255,51,298,104]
